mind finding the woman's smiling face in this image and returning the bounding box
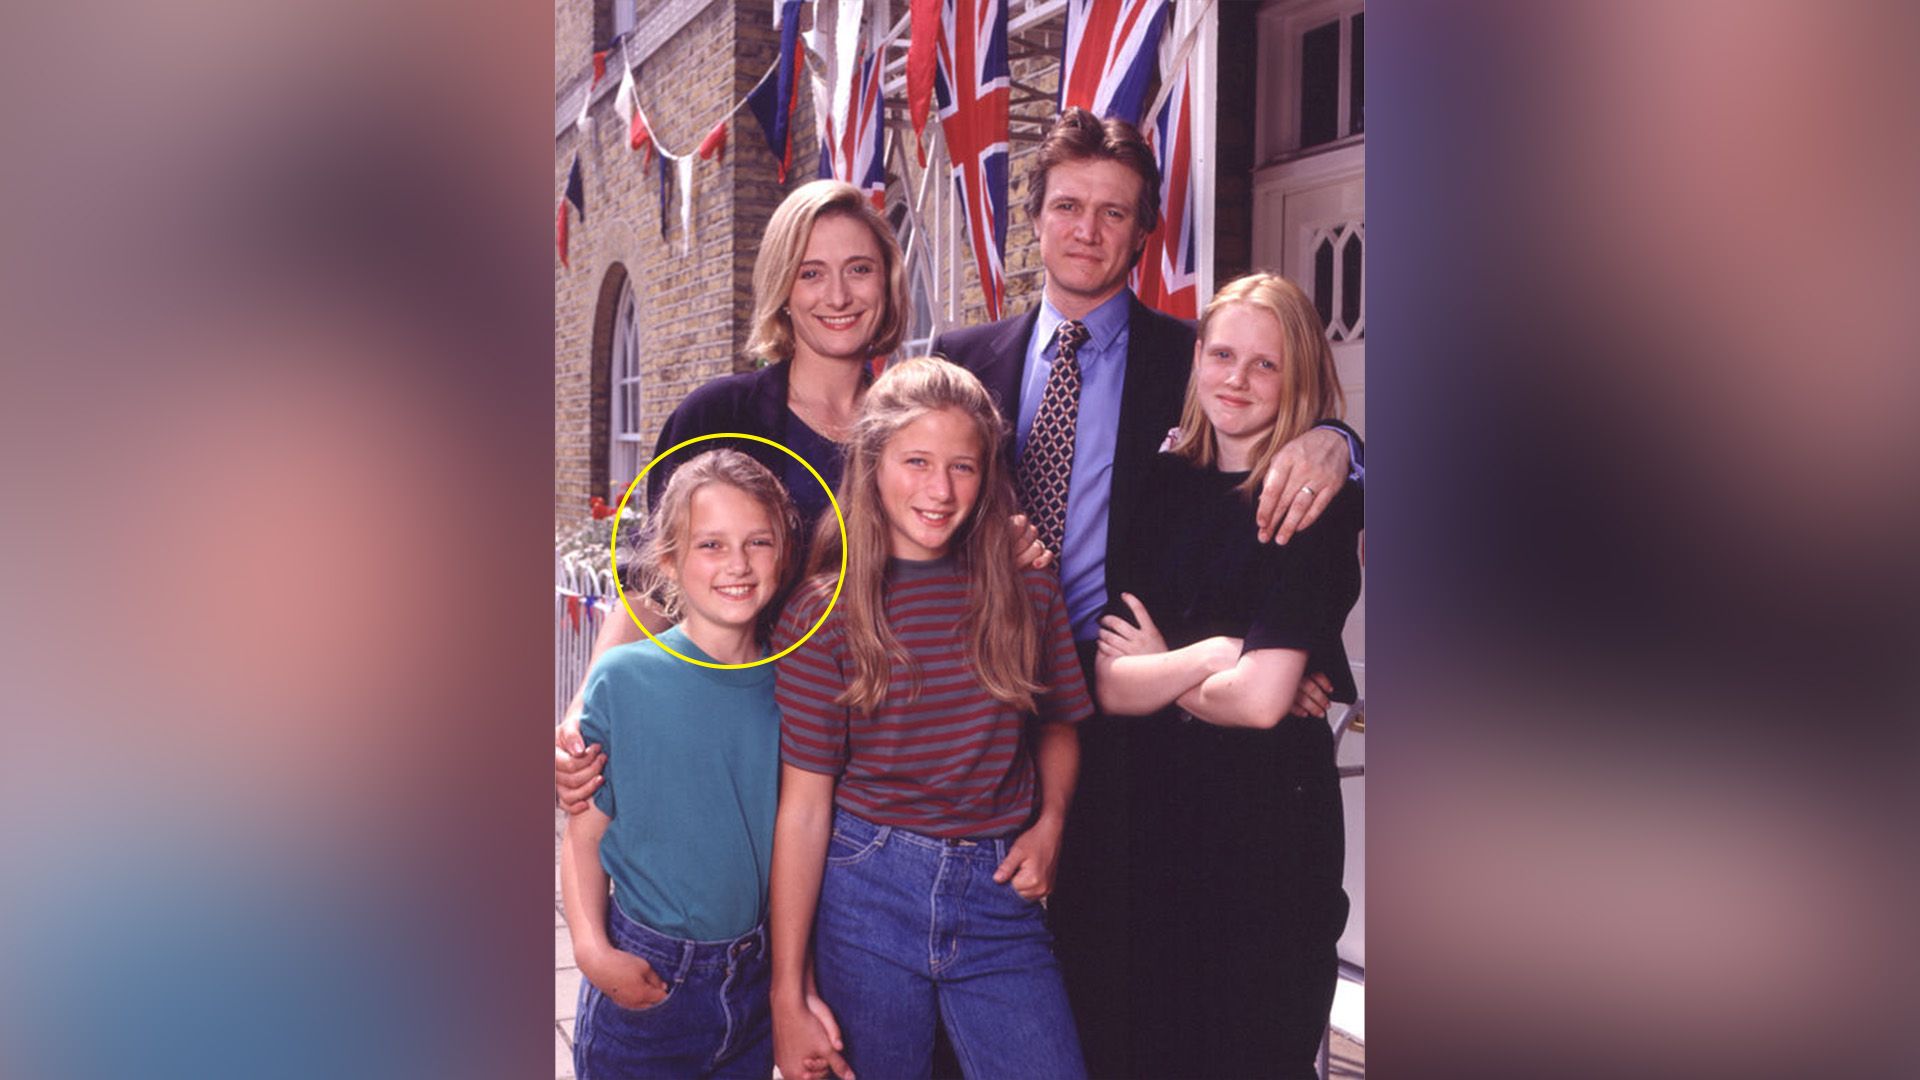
[786,212,886,366]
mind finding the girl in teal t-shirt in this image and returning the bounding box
[560,449,842,1080]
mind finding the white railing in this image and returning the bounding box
[555,554,619,726]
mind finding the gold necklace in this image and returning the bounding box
[787,394,853,442]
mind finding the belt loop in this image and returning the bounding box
[874,824,892,848]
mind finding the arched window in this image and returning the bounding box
[607,278,645,503]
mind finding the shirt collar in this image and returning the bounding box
[1037,288,1132,363]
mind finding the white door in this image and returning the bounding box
[1254,147,1367,976]
[1272,161,1365,673]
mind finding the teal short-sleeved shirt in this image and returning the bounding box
[578,625,780,941]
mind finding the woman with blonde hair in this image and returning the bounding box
[649,178,909,549]
[1094,272,1361,1079]
[556,179,909,802]
[768,357,1091,1080]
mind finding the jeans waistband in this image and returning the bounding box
[605,901,767,980]
[832,806,1012,861]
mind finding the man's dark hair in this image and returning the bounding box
[1023,107,1161,234]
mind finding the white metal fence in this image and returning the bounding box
[555,554,618,726]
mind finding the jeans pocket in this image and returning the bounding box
[824,826,883,866]
[591,941,682,1020]
[632,979,678,1013]
[599,974,678,1018]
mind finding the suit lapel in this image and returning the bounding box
[1115,295,1164,471]
[981,307,1041,424]
[1107,295,1195,570]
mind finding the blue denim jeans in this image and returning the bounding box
[814,808,1087,1079]
[572,902,772,1079]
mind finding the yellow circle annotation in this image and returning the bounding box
[609,432,847,670]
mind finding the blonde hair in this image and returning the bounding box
[1169,273,1345,496]
[804,357,1042,715]
[744,180,909,364]
[637,449,801,627]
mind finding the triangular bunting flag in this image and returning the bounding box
[698,120,728,162]
[564,153,585,221]
[616,64,654,163]
[658,154,672,239]
[678,155,696,252]
[630,108,655,161]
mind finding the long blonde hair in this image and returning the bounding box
[744,179,910,364]
[804,357,1042,714]
[637,449,800,628]
[1169,272,1345,495]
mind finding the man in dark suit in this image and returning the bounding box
[933,108,1358,651]
[933,107,1360,1077]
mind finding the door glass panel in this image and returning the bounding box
[1314,237,1336,330]
[1300,21,1340,149]
[1341,228,1364,337]
[1350,14,1365,136]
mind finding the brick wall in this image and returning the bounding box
[558,0,812,528]
[555,0,590,99]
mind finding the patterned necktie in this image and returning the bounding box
[1019,319,1092,560]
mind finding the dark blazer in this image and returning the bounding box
[646,360,798,507]
[930,293,1198,579]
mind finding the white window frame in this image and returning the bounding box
[1256,0,1365,166]
[608,281,645,504]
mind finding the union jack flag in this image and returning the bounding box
[1132,59,1197,318]
[1058,0,1170,126]
[934,0,1010,319]
[820,47,888,212]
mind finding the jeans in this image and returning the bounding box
[813,807,1087,1079]
[573,902,772,1079]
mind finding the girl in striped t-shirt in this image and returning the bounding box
[768,357,1092,1080]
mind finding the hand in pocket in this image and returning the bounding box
[591,948,670,1010]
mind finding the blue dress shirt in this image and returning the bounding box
[1015,290,1133,641]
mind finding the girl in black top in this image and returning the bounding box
[644,179,911,551]
[1094,272,1361,1079]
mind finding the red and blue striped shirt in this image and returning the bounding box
[775,557,1091,838]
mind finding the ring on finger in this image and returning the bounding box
[1299,483,1315,498]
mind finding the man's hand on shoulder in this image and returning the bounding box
[1256,427,1350,545]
